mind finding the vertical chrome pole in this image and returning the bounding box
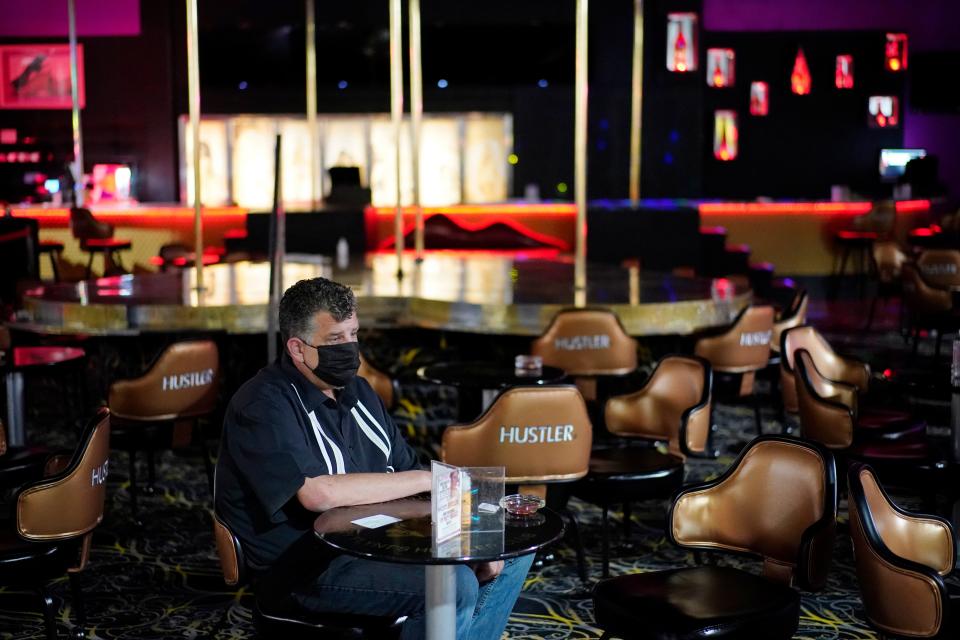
[409,0,424,261]
[574,0,589,299]
[306,0,319,210]
[389,0,405,278]
[629,0,644,205]
[67,0,84,206]
[186,0,205,295]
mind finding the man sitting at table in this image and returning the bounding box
[215,277,534,639]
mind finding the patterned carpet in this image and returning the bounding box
[1,309,956,639]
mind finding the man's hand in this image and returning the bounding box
[472,560,504,584]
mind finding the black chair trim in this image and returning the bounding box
[793,350,858,418]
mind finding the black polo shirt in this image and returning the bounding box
[215,354,419,572]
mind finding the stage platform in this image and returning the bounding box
[19,253,749,337]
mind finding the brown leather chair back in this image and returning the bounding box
[794,350,855,450]
[849,464,955,637]
[902,262,952,316]
[604,355,711,458]
[213,511,245,587]
[109,340,220,421]
[917,249,960,290]
[17,408,110,541]
[694,305,774,374]
[532,309,638,376]
[441,385,592,484]
[670,436,836,588]
[69,207,113,241]
[780,325,870,414]
[872,241,908,285]
[359,354,396,409]
[771,291,808,355]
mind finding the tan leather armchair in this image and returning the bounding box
[358,354,398,410]
[848,463,958,638]
[780,325,870,415]
[917,249,960,291]
[211,508,403,634]
[794,349,929,464]
[694,305,774,435]
[604,355,712,459]
[442,384,593,581]
[793,350,857,450]
[442,385,592,485]
[593,436,837,640]
[771,290,808,356]
[532,308,638,402]
[0,408,110,640]
[109,340,220,522]
[579,355,712,577]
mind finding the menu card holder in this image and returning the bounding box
[431,461,462,543]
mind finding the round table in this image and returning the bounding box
[3,346,85,447]
[417,361,566,421]
[314,495,563,640]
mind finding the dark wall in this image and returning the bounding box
[0,0,180,202]
[701,31,904,199]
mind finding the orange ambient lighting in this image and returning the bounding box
[10,206,249,227]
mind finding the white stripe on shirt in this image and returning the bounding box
[351,407,390,461]
[356,400,391,454]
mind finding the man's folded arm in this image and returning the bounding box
[297,469,432,512]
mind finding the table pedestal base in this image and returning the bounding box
[4,371,24,447]
[425,564,457,640]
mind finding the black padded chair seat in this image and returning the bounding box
[593,566,800,640]
[0,447,52,491]
[578,447,684,502]
[255,598,402,639]
[0,528,68,582]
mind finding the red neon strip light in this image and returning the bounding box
[894,199,931,213]
[10,206,248,225]
[368,204,577,218]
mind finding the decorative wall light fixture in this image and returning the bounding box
[791,48,811,95]
[706,48,735,88]
[713,110,738,160]
[835,55,854,89]
[749,81,769,116]
[666,13,698,72]
[885,33,908,72]
[868,96,899,128]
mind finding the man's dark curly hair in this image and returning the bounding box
[279,277,357,341]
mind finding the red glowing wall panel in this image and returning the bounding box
[0,44,84,110]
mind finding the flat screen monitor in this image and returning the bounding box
[879,148,926,181]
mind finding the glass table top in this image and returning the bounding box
[313,495,564,565]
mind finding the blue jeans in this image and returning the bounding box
[293,553,535,640]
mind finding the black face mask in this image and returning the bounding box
[303,340,361,388]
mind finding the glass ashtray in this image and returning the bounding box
[500,494,546,517]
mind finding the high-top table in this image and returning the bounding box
[417,361,566,421]
[314,495,563,640]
